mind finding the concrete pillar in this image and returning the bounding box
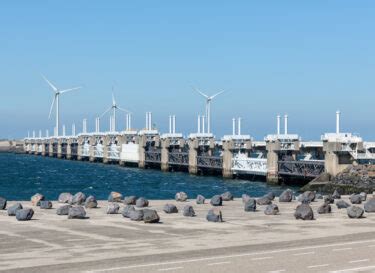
[222,140,233,178]
[66,140,72,160]
[41,141,47,156]
[188,138,198,174]
[57,140,62,158]
[266,141,279,184]
[77,136,84,161]
[48,140,53,156]
[89,136,96,162]
[160,138,169,171]
[138,135,146,168]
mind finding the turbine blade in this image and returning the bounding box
[192,86,209,99]
[48,95,56,119]
[100,107,112,118]
[60,86,82,94]
[210,91,225,99]
[112,93,116,105]
[41,74,58,92]
[117,106,131,113]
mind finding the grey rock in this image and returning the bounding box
[136,197,149,208]
[31,193,44,206]
[163,204,178,214]
[16,208,34,221]
[264,192,276,201]
[347,206,364,219]
[302,191,316,202]
[332,190,341,199]
[129,209,144,221]
[71,192,86,205]
[244,198,257,212]
[324,195,334,204]
[58,192,73,204]
[317,203,332,214]
[40,201,53,209]
[68,206,86,219]
[364,198,375,213]
[122,205,135,218]
[206,208,223,222]
[210,195,223,206]
[279,189,293,202]
[196,195,205,204]
[175,192,188,202]
[221,191,233,201]
[106,203,120,214]
[8,203,23,216]
[294,204,314,220]
[264,204,279,215]
[336,200,350,209]
[123,196,137,205]
[84,195,98,209]
[108,191,123,202]
[257,196,272,206]
[360,192,367,201]
[242,194,251,204]
[183,205,195,217]
[0,197,7,210]
[56,205,72,215]
[350,194,362,204]
[143,209,160,223]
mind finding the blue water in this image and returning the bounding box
[0,153,297,200]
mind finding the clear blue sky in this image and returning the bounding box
[1,1,374,140]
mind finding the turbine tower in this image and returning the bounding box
[193,87,224,134]
[42,74,82,137]
[100,92,130,132]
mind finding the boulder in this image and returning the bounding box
[143,209,160,223]
[183,205,195,217]
[298,194,311,204]
[317,203,332,214]
[242,194,251,203]
[58,193,73,204]
[122,205,135,218]
[136,197,149,208]
[206,208,223,222]
[71,192,86,205]
[40,201,53,209]
[264,192,276,201]
[279,189,293,202]
[31,193,44,206]
[294,204,314,220]
[360,192,367,202]
[163,204,178,214]
[106,203,120,214]
[364,198,375,213]
[324,195,334,204]
[0,197,7,210]
[84,196,98,209]
[221,191,233,201]
[56,205,71,215]
[264,204,279,215]
[129,209,144,221]
[210,195,223,206]
[8,203,23,216]
[336,200,350,209]
[244,198,257,212]
[123,196,137,205]
[302,191,316,202]
[257,196,272,206]
[350,194,362,204]
[16,208,34,221]
[347,206,364,219]
[315,193,323,200]
[108,191,123,202]
[332,189,341,199]
[175,192,188,202]
[196,195,205,204]
[68,206,86,219]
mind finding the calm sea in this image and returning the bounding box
[0,153,297,200]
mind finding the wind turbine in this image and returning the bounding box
[193,87,224,134]
[100,92,130,132]
[43,74,82,136]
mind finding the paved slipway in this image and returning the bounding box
[1,196,375,273]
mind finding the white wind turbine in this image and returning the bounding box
[43,74,82,137]
[100,92,130,132]
[193,87,224,134]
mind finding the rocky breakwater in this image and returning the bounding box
[302,165,375,194]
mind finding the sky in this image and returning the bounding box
[0,1,374,140]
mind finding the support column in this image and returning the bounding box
[188,138,198,174]
[89,136,96,162]
[48,140,53,156]
[138,135,146,168]
[161,138,169,172]
[66,141,72,160]
[222,140,233,178]
[266,141,279,184]
[57,140,62,158]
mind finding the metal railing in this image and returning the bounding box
[278,160,325,178]
[232,157,267,176]
[145,151,161,163]
[197,156,223,169]
[168,152,189,166]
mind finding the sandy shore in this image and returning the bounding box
[1,195,375,272]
